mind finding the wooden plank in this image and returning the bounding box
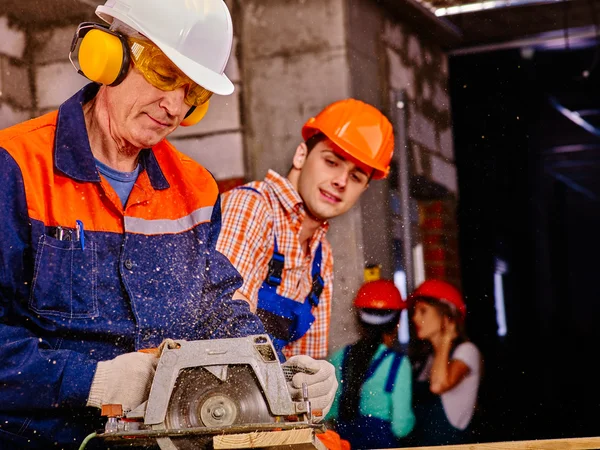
[213,428,327,450]
[398,436,600,450]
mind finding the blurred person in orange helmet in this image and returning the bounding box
[325,279,415,449]
[217,99,395,361]
[407,279,482,446]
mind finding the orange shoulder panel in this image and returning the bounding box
[128,139,219,222]
[1,112,124,233]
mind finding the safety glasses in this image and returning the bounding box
[128,37,213,107]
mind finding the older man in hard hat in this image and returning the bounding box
[0,1,336,448]
[217,99,395,360]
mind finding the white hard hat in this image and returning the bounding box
[96,0,234,95]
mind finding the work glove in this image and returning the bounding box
[86,339,178,412]
[282,355,338,421]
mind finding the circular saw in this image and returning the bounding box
[96,335,318,450]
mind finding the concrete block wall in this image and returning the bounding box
[383,19,458,195]
[382,16,461,292]
[31,26,89,115]
[341,0,395,349]
[0,16,31,129]
[240,0,350,178]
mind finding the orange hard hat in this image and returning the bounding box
[409,279,466,319]
[354,279,406,310]
[302,99,394,180]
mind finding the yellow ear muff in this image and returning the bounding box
[79,29,126,86]
[180,100,210,127]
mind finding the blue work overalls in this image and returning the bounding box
[336,346,405,449]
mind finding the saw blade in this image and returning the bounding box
[161,365,276,450]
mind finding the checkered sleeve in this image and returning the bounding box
[282,244,334,359]
[217,189,273,311]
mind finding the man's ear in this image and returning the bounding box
[292,143,308,170]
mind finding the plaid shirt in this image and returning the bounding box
[218,170,333,359]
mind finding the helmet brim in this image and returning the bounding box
[302,122,390,180]
[97,7,235,96]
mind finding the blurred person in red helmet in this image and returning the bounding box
[217,99,395,361]
[324,278,415,449]
[407,279,482,446]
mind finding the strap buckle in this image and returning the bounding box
[308,274,324,307]
[266,252,285,286]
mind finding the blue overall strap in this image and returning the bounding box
[384,352,404,393]
[236,186,285,288]
[364,348,393,380]
[266,237,285,286]
[307,243,324,307]
[340,344,353,396]
[364,348,405,393]
[289,242,323,339]
[255,219,324,350]
[237,186,260,193]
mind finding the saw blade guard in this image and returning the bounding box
[144,334,308,427]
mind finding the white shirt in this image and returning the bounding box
[418,341,482,430]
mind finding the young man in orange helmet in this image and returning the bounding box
[217,99,395,360]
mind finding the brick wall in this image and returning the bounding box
[418,199,461,288]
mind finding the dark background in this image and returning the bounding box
[450,42,600,442]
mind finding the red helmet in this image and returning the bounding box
[354,280,406,310]
[410,279,466,319]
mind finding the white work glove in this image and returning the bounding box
[282,355,338,421]
[86,340,178,412]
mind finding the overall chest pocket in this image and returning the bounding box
[29,234,99,319]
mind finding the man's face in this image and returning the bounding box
[104,67,190,149]
[296,140,371,221]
